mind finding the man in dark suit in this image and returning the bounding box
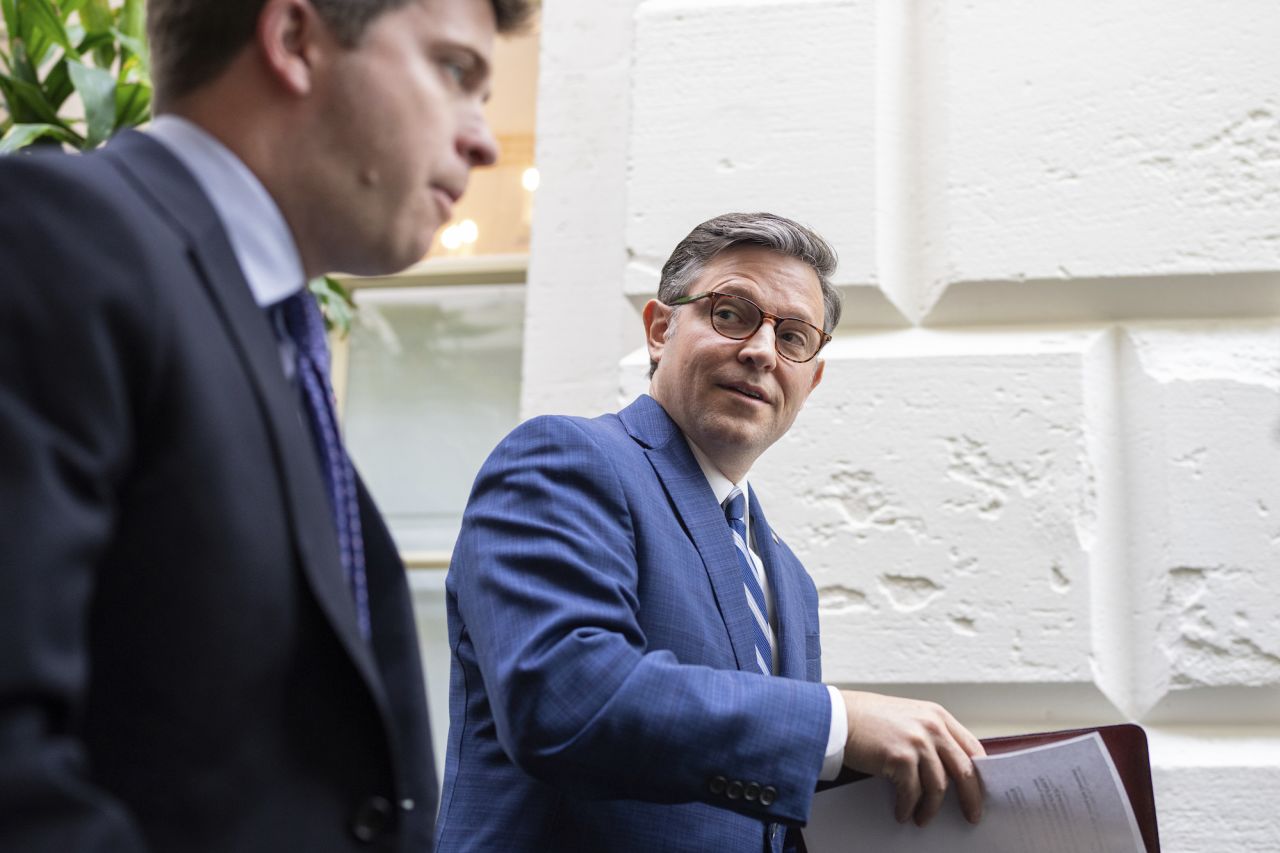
[436,213,987,852]
[0,0,532,850]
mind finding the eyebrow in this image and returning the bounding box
[714,280,819,324]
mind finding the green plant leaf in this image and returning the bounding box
[80,0,112,34]
[0,70,63,124]
[78,29,115,51]
[78,29,120,74]
[10,36,41,87]
[114,80,151,129]
[43,59,73,110]
[67,58,116,148]
[112,28,150,80]
[1,0,17,48]
[120,0,145,43]
[17,23,54,71]
[93,42,116,70]
[0,121,79,153]
[0,73,16,121]
[23,0,75,58]
[309,276,358,337]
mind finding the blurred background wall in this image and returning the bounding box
[343,2,1280,849]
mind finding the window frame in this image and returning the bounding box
[331,252,529,569]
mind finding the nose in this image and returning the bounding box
[737,320,778,370]
[459,109,500,168]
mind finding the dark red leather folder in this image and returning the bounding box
[805,723,1160,853]
[980,723,1160,853]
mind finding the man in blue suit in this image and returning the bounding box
[438,212,986,851]
[0,0,531,850]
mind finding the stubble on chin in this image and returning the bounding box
[694,408,767,460]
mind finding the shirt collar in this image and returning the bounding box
[685,435,752,542]
[147,115,305,307]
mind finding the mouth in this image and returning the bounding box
[718,382,770,404]
[431,184,462,218]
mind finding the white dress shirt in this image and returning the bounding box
[684,438,847,782]
[147,115,304,308]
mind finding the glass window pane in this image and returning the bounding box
[342,284,524,553]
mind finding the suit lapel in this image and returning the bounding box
[102,132,385,695]
[620,396,761,674]
[749,492,807,679]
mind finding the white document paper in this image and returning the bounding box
[805,732,1145,853]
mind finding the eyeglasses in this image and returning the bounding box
[670,291,832,363]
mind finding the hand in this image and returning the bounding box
[839,690,985,827]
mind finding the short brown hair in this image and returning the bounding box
[148,0,538,109]
[650,212,843,377]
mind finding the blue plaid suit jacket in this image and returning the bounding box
[437,394,832,852]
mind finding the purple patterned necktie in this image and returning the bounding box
[723,488,775,674]
[275,289,371,640]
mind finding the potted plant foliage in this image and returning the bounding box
[0,0,356,332]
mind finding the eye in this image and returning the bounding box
[435,48,480,88]
[442,59,467,84]
[776,321,819,354]
[779,329,806,346]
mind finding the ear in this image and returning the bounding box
[809,357,825,393]
[642,299,672,369]
[257,0,328,96]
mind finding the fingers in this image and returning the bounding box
[947,713,987,759]
[938,732,984,825]
[890,760,922,824]
[941,711,985,824]
[840,691,986,827]
[913,747,949,826]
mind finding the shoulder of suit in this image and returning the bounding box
[0,149,183,319]
[498,413,644,476]
[514,411,630,441]
[1,147,121,205]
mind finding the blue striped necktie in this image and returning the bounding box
[275,289,371,640]
[723,488,775,675]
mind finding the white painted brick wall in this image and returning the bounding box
[930,0,1280,292]
[755,332,1102,688]
[628,0,877,292]
[537,1,1280,848]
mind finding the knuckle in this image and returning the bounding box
[886,746,917,769]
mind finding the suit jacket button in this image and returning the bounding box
[709,775,728,795]
[349,795,393,843]
[744,782,761,802]
[760,785,777,806]
[726,780,744,800]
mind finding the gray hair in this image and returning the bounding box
[650,212,842,376]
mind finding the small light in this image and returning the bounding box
[458,218,479,244]
[521,167,540,192]
[440,224,462,250]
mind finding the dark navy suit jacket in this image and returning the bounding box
[437,394,832,852]
[0,133,435,852]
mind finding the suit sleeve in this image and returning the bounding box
[0,157,155,850]
[450,415,832,825]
